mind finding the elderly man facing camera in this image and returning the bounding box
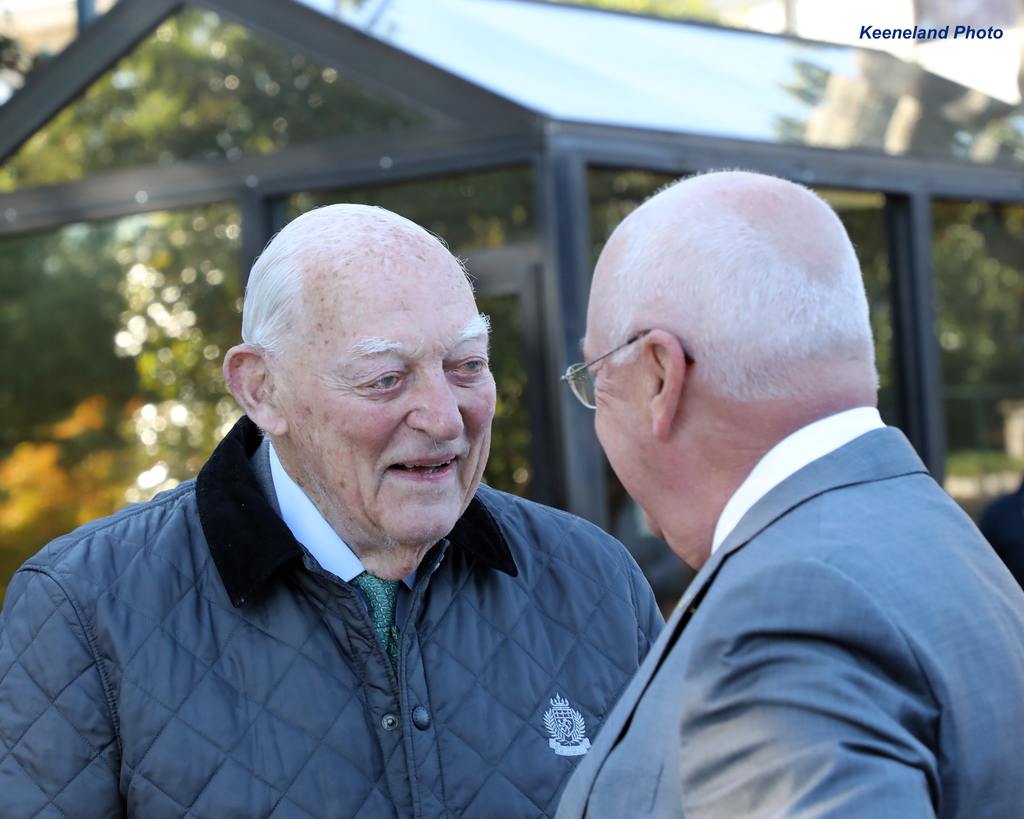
[0,205,661,818]
[557,172,1024,818]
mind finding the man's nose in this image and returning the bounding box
[407,370,464,442]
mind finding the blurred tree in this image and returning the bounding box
[477,294,534,496]
[775,52,1024,164]
[0,8,428,191]
[0,203,242,600]
[0,26,45,77]
[934,201,1024,482]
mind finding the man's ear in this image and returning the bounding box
[641,330,687,441]
[223,344,288,436]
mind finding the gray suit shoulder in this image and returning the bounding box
[694,469,1024,817]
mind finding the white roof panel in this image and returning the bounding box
[296,0,1024,165]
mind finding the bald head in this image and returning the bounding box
[590,171,877,401]
[241,204,468,355]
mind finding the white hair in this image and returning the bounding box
[349,314,491,358]
[606,173,877,401]
[241,204,468,355]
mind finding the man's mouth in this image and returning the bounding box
[389,456,458,477]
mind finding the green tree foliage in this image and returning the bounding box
[934,201,1024,459]
[0,204,242,599]
[0,8,427,192]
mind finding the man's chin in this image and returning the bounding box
[377,473,478,544]
[383,506,462,551]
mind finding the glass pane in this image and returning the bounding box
[934,200,1024,520]
[476,293,532,497]
[0,7,430,191]
[290,167,535,253]
[358,0,1024,167]
[0,203,242,601]
[588,167,675,266]
[290,167,537,497]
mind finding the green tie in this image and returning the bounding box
[352,571,400,671]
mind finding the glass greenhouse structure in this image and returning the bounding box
[2,0,1023,602]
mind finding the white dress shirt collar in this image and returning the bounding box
[711,407,885,555]
[267,441,414,588]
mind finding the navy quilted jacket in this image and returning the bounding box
[0,417,662,818]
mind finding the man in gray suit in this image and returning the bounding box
[556,171,1024,818]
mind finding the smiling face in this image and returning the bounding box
[269,230,495,555]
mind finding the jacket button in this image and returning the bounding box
[412,706,431,730]
[381,713,399,731]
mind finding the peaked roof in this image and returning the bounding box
[311,0,1024,167]
[2,0,1022,173]
[0,0,534,166]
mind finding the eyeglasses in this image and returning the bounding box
[561,329,652,409]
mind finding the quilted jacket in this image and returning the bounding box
[0,417,662,818]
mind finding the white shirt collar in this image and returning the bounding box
[711,407,885,555]
[267,441,414,588]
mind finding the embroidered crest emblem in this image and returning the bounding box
[543,694,591,756]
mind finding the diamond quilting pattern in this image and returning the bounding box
[0,480,659,818]
[1,571,123,819]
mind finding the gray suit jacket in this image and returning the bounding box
[557,428,1024,818]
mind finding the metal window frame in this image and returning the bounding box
[467,242,559,504]
[0,131,546,238]
[886,193,946,479]
[534,147,607,522]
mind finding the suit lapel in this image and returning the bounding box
[582,428,929,786]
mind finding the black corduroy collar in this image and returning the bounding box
[197,416,517,607]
